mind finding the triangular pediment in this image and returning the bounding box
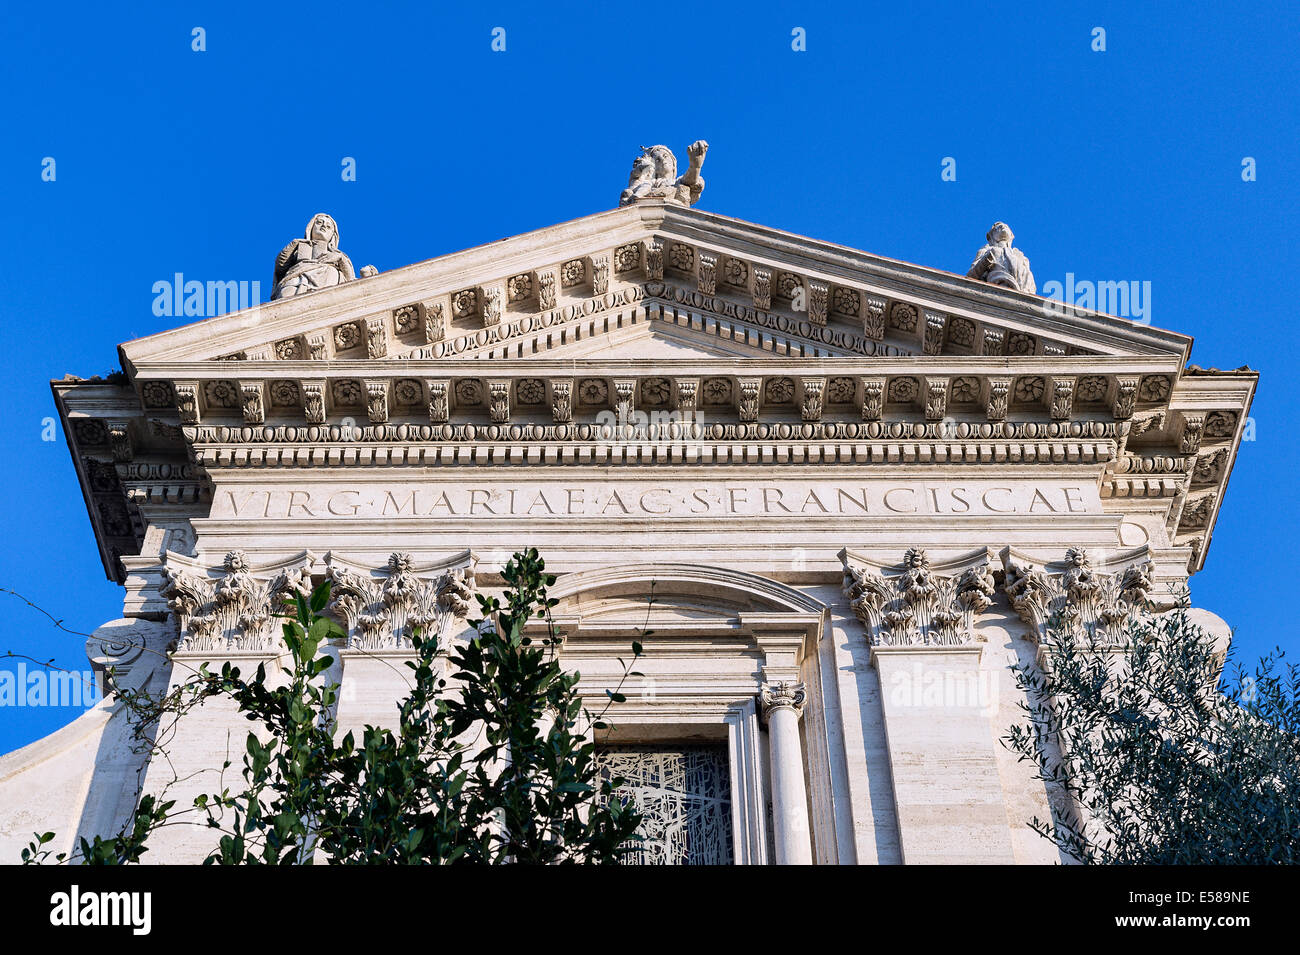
[118,202,1194,371]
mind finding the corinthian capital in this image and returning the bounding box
[759,681,807,720]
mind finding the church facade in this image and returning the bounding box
[0,144,1256,864]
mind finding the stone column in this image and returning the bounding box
[759,681,813,865]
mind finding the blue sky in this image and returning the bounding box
[0,1,1296,751]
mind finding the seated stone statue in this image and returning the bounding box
[271,213,356,300]
[619,141,709,207]
[966,221,1036,294]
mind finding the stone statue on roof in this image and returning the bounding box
[619,140,709,207]
[271,213,356,300]
[966,221,1036,294]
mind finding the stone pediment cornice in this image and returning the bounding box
[117,203,1192,370]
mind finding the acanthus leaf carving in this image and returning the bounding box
[861,377,884,422]
[1113,377,1139,420]
[590,254,610,296]
[863,296,886,342]
[1001,547,1154,648]
[1180,413,1204,455]
[922,311,947,356]
[240,383,265,425]
[697,251,717,295]
[174,383,200,425]
[325,552,474,651]
[108,420,134,462]
[807,280,828,327]
[480,285,503,327]
[423,301,447,344]
[162,550,314,653]
[427,379,449,423]
[536,270,557,311]
[752,266,772,310]
[489,380,510,424]
[986,377,1011,421]
[801,377,825,422]
[302,381,326,423]
[365,380,388,423]
[841,547,997,648]
[645,240,664,281]
[366,318,388,359]
[1050,377,1075,422]
[551,378,573,423]
[737,378,760,423]
[981,328,1005,356]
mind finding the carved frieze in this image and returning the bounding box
[1203,410,1238,439]
[1192,447,1228,486]
[1179,493,1215,531]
